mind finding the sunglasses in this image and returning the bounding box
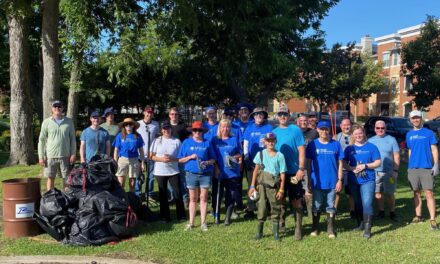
[125,124,133,127]
[254,112,265,116]
[344,136,349,145]
[375,127,385,130]
[193,129,204,133]
[277,112,289,117]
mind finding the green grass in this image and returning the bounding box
[1,162,440,263]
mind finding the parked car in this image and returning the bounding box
[364,116,413,144]
[424,116,440,136]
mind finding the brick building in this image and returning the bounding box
[273,24,440,121]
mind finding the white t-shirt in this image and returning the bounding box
[150,136,181,176]
[137,119,160,159]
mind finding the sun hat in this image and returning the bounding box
[119,118,140,129]
[250,107,268,119]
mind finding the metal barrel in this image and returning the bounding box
[2,178,41,238]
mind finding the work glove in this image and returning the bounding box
[432,163,439,176]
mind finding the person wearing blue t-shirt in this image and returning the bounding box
[113,118,145,192]
[80,111,110,163]
[406,110,439,230]
[344,124,381,239]
[243,107,274,219]
[272,106,306,240]
[248,132,286,241]
[178,121,216,232]
[306,121,343,239]
[211,119,243,226]
[203,106,219,141]
[368,120,400,221]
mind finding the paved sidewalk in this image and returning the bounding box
[0,255,153,264]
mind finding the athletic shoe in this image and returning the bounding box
[310,230,318,237]
[430,220,439,231]
[231,211,239,220]
[201,223,208,232]
[184,223,194,231]
[376,210,385,219]
[411,216,424,224]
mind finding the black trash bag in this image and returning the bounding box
[34,212,65,241]
[67,165,88,190]
[66,213,119,246]
[126,192,158,222]
[89,154,118,175]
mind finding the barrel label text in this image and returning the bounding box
[15,203,34,218]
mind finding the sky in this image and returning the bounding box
[321,0,440,47]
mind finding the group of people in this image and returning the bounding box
[37,100,439,241]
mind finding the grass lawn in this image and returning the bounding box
[1,157,440,263]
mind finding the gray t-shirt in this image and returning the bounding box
[150,136,181,176]
[137,120,160,158]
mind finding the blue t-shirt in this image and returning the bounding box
[178,137,216,174]
[406,128,438,169]
[244,122,274,163]
[80,127,109,162]
[203,121,219,141]
[211,136,243,179]
[368,134,399,172]
[112,133,144,158]
[272,125,305,174]
[306,139,343,190]
[344,142,381,184]
[233,119,252,134]
[253,150,287,177]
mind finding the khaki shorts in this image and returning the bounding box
[116,157,139,179]
[408,169,434,191]
[375,171,396,194]
[44,157,71,179]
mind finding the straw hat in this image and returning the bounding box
[119,118,140,129]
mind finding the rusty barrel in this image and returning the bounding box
[2,178,41,238]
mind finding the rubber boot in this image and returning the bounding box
[273,222,280,241]
[310,212,320,236]
[363,214,373,239]
[327,213,336,238]
[255,222,264,240]
[294,208,303,241]
[224,206,233,226]
[305,195,313,219]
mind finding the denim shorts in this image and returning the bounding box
[185,172,212,189]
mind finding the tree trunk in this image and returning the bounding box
[7,4,36,165]
[41,0,60,119]
[66,54,82,127]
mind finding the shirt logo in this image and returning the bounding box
[409,135,426,141]
[190,146,206,151]
[316,148,335,155]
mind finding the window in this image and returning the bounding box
[382,52,390,67]
[404,76,413,92]
[391,77,399,94]
[392,51,400,66]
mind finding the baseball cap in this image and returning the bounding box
[265,132,276,140]
[409,110,422,118]
[161,121,172,129]
[90,110,100,118]
[223,108,235,116]
[277,105,289,114]
[51,100,62,107]
[102,107,114,117]
[144,106,154,113]
[317,120,331,129]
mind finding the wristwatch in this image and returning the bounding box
[364,164,368,169]
[298,167,305,171]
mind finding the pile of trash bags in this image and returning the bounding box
[34,156,149,246]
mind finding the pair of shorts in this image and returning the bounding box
[44,157,71,179]
[408,169,434,191]
[116,157,139,179]
[285,173,305,200]
[375,171,396,194]
[185,172,212,189]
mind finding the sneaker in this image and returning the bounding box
[376,210,385,219]
[184,223,194,231]
[231,211,239,220]
[430,220,439,231]
[411,216,424,224]
[201,223,208,232]
[310,230,318,237]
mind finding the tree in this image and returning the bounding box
[401,16,440,109]
[5,0,36,165]
[151,0,338,104]
[41,0,61,118]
